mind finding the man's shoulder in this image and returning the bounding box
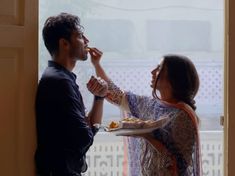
[41,67,71,82]
[38,71,74,93]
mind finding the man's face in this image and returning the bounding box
[68,28,89,61]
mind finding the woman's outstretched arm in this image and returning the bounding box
[88,48,130,111]
[89,47,110,82]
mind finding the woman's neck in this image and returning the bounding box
[161,97,179,104]
[159,91,178,104]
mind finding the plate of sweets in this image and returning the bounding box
[105,117,169,136]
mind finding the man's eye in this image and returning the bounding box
[77,33,83,39]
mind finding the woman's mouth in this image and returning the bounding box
[151,77,156,87]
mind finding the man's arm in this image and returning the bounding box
[58,79,94,154]
[87,96,104,126]
[86,76,108,126]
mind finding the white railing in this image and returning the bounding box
[201,131,223,176]
[85,134,125,176]
[84,131,223,176]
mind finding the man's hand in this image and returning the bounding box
[87,76,108,97]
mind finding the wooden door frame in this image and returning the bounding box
[225,0,235,175]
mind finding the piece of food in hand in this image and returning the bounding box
[109,121,119,129]
[85,47,90,52]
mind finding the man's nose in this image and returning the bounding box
[83,35,89,43]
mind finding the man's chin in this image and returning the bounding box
[81,57,88,61]
[77,55,88,61]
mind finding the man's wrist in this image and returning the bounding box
[94,95,105,100]
[92,123,101,135]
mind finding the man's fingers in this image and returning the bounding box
[88,81,104,93]
[88,81,99,92]
[98,88,108,97]
[87,76,96,87]
[87,76,108,97]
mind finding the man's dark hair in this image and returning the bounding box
[42,13,84,56]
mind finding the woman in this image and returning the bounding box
[87,48,201,176]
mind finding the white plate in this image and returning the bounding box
[105,117,169,136]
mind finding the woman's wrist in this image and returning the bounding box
[92,62,101,68]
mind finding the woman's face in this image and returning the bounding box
[151,59,171,92]
[151,59,164,89]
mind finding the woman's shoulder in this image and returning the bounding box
[171,109,198,131]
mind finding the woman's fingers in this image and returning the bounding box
[89,47,103,57]
[92,47,103,55]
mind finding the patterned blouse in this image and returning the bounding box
[105,80,201,176]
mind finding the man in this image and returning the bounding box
[35,13,107,176]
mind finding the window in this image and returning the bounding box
[39,0,224,175]
[147,20,211,51]
[84,19,134,52]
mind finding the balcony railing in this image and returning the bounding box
[84,131,223,176]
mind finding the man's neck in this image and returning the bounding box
[53,55,76,72]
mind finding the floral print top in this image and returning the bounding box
[105,80,201,176]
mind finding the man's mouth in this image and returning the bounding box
[85,46,90,52]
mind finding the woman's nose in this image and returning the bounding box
[151,68,157,75]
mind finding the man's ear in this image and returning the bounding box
[59,38,70,51]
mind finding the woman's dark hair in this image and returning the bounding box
[42,13,84,56]
[163,54,200,110]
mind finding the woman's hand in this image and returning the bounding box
[89,47,103,66]
[87,76,108,97]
